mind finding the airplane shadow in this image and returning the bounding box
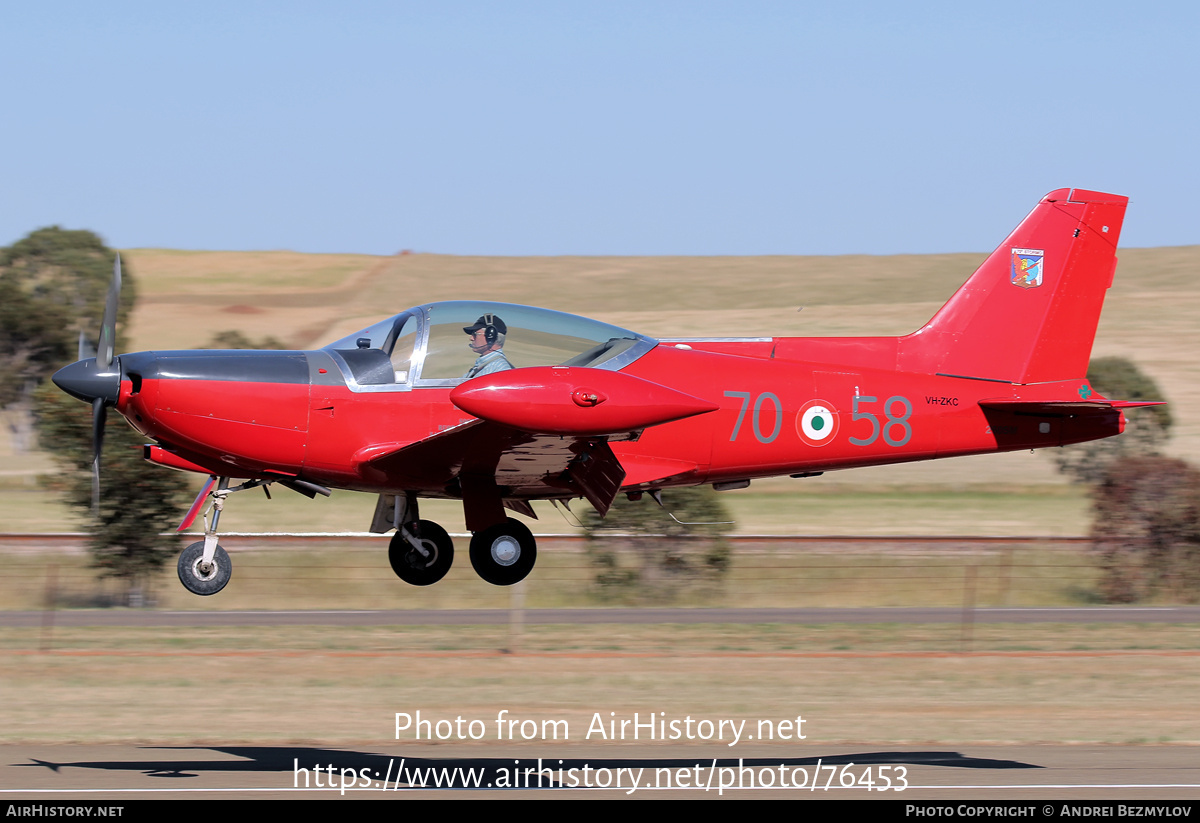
[18,745,1040,789]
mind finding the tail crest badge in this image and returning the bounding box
[1010,248,1044,289]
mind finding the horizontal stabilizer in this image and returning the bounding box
[979,399,1164,416]
[1109,401,1167,410]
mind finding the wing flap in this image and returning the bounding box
[568,440,626,516]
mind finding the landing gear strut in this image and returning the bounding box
[176,475,331,596]
[388,520,454,586]
[178,476,235,596]
[469,518,537,586]
[375,493,456,586]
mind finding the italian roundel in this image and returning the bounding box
[796,399,839,447]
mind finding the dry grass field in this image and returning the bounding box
[1,538,1105,612]
[4,623,1199,745]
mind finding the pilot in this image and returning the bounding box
[462,314,514,378]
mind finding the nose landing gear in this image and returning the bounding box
[178,541,232,596]
[175,475,330,596]
[177,477,237,596]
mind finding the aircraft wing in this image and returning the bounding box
[356,367,718,517]
[358,419,629,516]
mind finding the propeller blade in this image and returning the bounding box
[96,254,122,368]
[91,397,106,513]
[77,330,96,362]
[80,254,121,513]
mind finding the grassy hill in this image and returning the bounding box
[4,245,1196,535]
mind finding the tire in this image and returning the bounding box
[177,540,232,596]
[388,520,454,586]
[468,518,536,586]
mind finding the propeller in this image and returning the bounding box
[97,254,121,371]
[77,330,95,362]
[91,397,106,511]
[90,255,121,510]
[52,254,123,514]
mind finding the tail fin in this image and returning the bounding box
[899,188,1128,385]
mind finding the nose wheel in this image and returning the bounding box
[388,520,454,586]
[178,541,232,596]
[469,518,536,586]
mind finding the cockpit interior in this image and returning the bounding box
[323,300,657,391]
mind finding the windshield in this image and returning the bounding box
[324,311,417,386]
[420,301,647,380]
[323,301,654,389]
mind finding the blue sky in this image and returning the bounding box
[2,2,1197,255]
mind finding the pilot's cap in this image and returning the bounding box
[463,314,507,335]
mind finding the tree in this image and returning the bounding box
[34,381,190,604]
[1052,357,1172,485]
[1090,456,1200,603]
[10,228,186,603]
[0,227,135,451]
[581,486,734,603]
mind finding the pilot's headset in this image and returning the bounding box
[481,313,499,344]
[464,313,507,347]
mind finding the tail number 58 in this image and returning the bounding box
[848,395,912,447]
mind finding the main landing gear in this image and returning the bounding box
[469,518,536,586]
[376,494,537,587]
[388,520,454,586]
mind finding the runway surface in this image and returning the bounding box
[2,743,1197,799]
[4,606,1200,627]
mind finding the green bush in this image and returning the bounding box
[581,486,734,604]
[1053,357,1171,485]
[1090,456,1200,603]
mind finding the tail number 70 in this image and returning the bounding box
[848,395,913,447]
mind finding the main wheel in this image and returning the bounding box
[388,520,454,586]
[178,541,232,596]
[469,518,536,586]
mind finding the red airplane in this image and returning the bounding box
[53,188,1155,596]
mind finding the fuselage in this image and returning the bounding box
[112,337,1121,499]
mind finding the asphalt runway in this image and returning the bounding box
[5,606,1200,627]
[3,743,1197,799]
